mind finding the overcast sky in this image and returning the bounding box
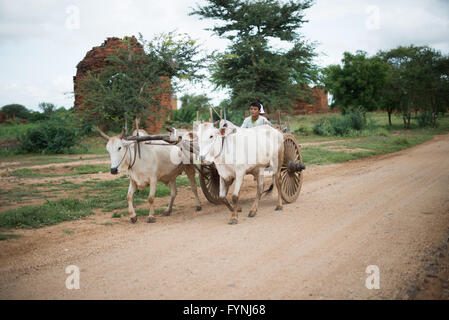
[1,0,448,111]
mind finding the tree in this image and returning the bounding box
[171,94,210,124]
[38,102,56,116]
[322,51,389,115]
[378,45,449,128]
[378,63,401,126]
[1,104,30,119]
[191,0,318,112]
[77,33,207,130]
[179,93,210,113]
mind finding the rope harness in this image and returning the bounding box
[112,141,138,171]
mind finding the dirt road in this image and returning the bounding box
[1,134,448,299]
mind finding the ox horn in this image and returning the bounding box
[119,127,126,139]
[97,127,110,141]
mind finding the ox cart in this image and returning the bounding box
[198,131,305,205]
[123,123,305,206]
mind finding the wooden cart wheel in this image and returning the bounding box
[199,164,222,204]
[280,133,304,203]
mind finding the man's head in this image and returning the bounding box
[250,101,262,118]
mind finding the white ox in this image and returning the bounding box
[98,128,201,223]
[191,122,284,224]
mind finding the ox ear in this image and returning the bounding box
[183,132,197,141]
[219,127,236,136]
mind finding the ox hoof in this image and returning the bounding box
[196,206,202,212]
[228,219,238,225]
[147,217,156,223]
[163,211,171,216]
[248,211,257,218]
[275,205,283,211]
[237,207,242,212]
[130,216,137,224]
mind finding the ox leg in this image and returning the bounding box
[274,170,283,211]
[147,178,158,223]
[164,179,177,216]
[249,169,264,218]
[185,166,202,211]
[127,180,138,223]
[219,177,234,213]
[229,174,244,225]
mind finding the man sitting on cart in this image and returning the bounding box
[241,101,272,128]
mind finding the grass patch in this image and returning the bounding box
[8,164,110,178]
[74,164,109,175]
[122,208,167,217]
[302,146,364,165]
[0,233,21,240]
[0,123,39,140]
[0,174,191,229]
[62,229,74,234]
[0,198,96,229]
[10,168,44,178]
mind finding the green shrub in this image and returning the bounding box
[18,117,80,154]
[375,128,390,137]
[294,123,313,136]
[393,137,409,146]
[172,105,197,124]
[313,109,366,136]
[417,111,435,127]
[313,118,335,136]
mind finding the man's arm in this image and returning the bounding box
[262,117,272,126]
[241,117,250,128]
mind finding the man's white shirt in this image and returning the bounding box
[241,115,272,128]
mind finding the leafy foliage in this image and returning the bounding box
[171,93,212,124]
[77,33,207,129]
[179,93,210,113]
[313,108,366,136]
[171,105,197,123]
[377,45,449,128]
[1,104,30,119]
[18,112,80,154]
[191,0,318,112]
[322,51,389,113]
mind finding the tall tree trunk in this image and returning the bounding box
[388,108,392,126]
[407,112,411,129]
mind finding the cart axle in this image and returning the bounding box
[288,161,306,173]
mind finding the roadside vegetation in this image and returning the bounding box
[289,112,449,165]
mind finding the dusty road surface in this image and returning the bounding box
[1,134,448,299]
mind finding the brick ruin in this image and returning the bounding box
[73,36,177,133]
[291,86,337,115]
[262,86,336,120]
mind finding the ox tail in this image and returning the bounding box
[262,175,275,198]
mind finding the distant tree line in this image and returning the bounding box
[322,46,449,128]
[0,102,73,123]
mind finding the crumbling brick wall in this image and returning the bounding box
[73,36,175,133]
